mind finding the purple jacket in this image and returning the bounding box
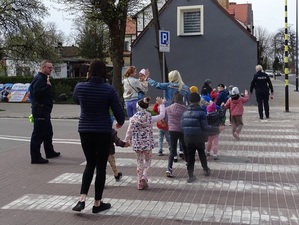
[165,103,187,132]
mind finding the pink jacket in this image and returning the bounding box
[224,94,249,116]
[165,103,187,132]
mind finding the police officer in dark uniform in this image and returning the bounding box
[29,60,60,164]
[250,65,274,119]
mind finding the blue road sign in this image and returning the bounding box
[159,30,170,52]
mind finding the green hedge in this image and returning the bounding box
[0,77,86,103]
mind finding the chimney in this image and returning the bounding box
[217,0,229,9]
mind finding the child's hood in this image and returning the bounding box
[131,111,150,128]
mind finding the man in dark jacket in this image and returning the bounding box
[250,65,274,119]
[181,92,221,183]
[29,60,60,164]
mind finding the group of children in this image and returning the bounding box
[110,76,249,189]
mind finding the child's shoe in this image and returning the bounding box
[173,156,178,162]
[187,175,196,183]
[114,172,122,181]
[158,150,163,156]
[179,152,185,159]
[166,168,173,177]
[213,155,219,160]
[233,132,240,140]
[141,177,148,189]
[206,151,211,156]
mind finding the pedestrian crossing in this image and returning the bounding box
[1,117,299,224]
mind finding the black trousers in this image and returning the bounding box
[30,111,55,161]
[185,141,208,177]
[256,92,270,118]
[168,131,187,169]
[79,132,111,201]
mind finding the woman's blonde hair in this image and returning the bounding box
[168,70,184,91]
[124,66,136,78]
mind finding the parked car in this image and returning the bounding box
[265,70,274,77]
[275,71,283,76]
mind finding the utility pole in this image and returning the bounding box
[295,0,299,92]
[284,0,290,112]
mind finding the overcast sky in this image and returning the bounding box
[43,0,298,35]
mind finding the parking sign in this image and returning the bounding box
[159,30,170,52]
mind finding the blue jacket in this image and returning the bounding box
[216,89,229,106]
[181,104,219,143]
[73,77,125,133]
[148,78,190,106]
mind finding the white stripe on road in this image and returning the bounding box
[79,157,299,173]
[48,173,299,196]
[1,194,297,224]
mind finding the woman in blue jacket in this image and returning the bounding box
[147,70,190,106]
[72,59,125,213]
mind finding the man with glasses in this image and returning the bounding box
[29,60,60,164]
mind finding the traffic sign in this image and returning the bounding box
[159,30,170,52]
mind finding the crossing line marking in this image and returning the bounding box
[1,194,298,224]
[48,172,299,196]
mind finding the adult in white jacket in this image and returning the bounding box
[123,66,148,117]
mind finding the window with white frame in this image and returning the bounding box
[177,5,204,36]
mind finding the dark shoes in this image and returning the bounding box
[72,201,85,212]
[92,202,111,213]
[187,176,196,183]
[114,172,122,181]
[204,168,211,177]
[158,150,163,156]
[46,151,61,159]
[31,158,49,164]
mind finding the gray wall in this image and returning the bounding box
[132,0,258,105]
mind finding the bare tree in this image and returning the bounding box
[255,26,272,69]
[3,22,64,65]
[55,0,144,101]
[0,0,47,36]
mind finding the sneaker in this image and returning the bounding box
[114,172,122,181]
[187,176,196,183]
[179,152,185,159]
[141,178,148,189]
[233,132,240,140]
[92,202,111,213]
[204,168,211,176]
[214,155,219,160]
[158,150,163,156]
[173,156,178,162]
[166,169,173,177]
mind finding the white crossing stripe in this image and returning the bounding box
[79,158,299,173]
[48,173,299,196]
[1,194,298,224]
[115,147,299,158]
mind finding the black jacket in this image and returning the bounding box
[29,72,53,113]
[181,104,219,143]
[250,71,274,94]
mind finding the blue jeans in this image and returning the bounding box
[158,129,170,151]
[125,99,138,118]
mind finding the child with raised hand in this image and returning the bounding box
[124,96,166,190]
[222,87,249,140]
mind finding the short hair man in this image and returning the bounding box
[29,60,60,164]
